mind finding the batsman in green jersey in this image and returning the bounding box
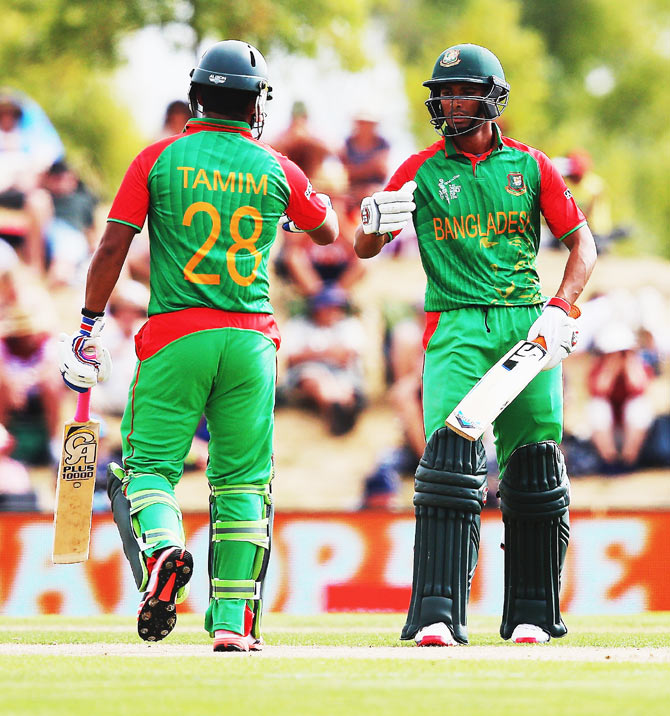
[58,41,339,652]
[355,44,597,646]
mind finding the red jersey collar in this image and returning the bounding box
[184,118,253,138]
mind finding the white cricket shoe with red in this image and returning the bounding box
[213,630,264,652]
[511,624,551,643]
[415,622,457,647]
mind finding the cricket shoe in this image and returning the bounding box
[415,622,457,647]
[213,630,264,652]
[137,547,193,642]
[511,624,551,644]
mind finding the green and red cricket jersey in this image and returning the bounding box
[385,124,586,311]
[108,118,328,321]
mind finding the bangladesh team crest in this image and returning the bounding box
[505,172,527,196]
[440,48,461,68]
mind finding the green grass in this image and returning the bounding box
[1,613,669,715]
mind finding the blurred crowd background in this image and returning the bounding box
[1,0,669,513]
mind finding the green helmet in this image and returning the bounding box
[423,44,510,136]
[188,40,272,136]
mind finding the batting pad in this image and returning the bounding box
[499,441,570,640]
[401,427,487,644]
[205,483,273,639]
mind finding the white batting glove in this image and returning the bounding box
[282,193,332,232]
[360,180,416,235]
[58,313,112,393]
[527,298,579,371]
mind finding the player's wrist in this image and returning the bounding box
[81,307,105,319]
[546,296,571,315]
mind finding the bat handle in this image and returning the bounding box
[74,389,92,423]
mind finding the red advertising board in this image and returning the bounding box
[1,510,669,616]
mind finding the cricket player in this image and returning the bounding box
[58,40,338,651]
[354,44,597,645]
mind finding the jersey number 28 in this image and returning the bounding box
[182,201,262,287]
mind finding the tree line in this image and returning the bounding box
[2,0,668,256]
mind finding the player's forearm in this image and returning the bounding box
[555,225,597,305]
[354,224,387,258]
[84,222,135,313]
[309,207,339,246]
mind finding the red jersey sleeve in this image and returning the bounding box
[533,149,586,240]
[107,137,178,231]
[271,152,328,231]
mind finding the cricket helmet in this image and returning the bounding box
[423,44,509,136]
[188,40,272,136]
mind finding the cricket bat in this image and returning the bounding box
[52,389,99,563]
[445,305,581,441]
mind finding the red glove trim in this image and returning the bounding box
[547,296,571,314]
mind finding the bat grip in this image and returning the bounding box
[74,389,91,422]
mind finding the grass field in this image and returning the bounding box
[1,613,670,715]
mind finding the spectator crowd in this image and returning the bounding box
[0,88,668,513]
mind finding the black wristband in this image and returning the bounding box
[81,307,104,319]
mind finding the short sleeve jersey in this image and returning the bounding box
[108,118,328,316]
[385,125,586,311]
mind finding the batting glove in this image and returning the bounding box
[58,311,112,392]
[527,297,579,371]
[360,180,416,235]
[282,193,333,233]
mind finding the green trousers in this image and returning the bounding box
[423,305,563,473]
[120,327,276,634]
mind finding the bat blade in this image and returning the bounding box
[52,393,99,564]
[445,339,550,441]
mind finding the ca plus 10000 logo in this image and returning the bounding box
[62,428,97,481]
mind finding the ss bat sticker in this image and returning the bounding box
[501,341,547,371]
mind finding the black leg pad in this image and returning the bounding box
[107,464,146,590]
[499,441,570,640]
[401,427,487,644]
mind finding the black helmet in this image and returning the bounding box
[188,40,272,137]
[423,44,509,137]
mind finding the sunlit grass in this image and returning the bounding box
[1,613,669,715]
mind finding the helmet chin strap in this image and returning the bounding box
[441,116,488,137]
